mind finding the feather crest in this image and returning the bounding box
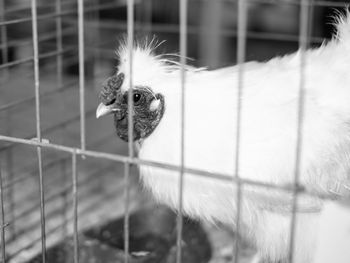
[332,8,350,44]
[115,37,205,92]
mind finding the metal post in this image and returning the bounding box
[289,1,310,262]
[125,0,134,262]
[0,0,8,80]
[78,0,86,151]
[72,150,79,263]
[123,163,130,263]
[0,166,6,263]
[233,1,247,262]
[176,0,187,262]
[31,0,47,262]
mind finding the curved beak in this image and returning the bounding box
[96,103,119,119]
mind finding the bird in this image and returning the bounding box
[96,12,350,263]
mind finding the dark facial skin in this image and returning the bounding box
[99,73,165,142]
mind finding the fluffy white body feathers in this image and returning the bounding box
[115,14,350,263]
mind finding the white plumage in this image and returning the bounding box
[98,13,350,263]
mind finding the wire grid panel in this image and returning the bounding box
[0,0,349,263]
[0,0,144,262]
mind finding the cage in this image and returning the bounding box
[1,0,350,263]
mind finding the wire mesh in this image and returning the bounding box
[0,0,349,263]
[176,0,187,262]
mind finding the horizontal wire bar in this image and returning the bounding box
[0,80,77,112]
[0,48,104,91]
[0,49,90,88]
[8,169,130,260]
[0,56,108,115]
[0,55,115,148]
[33,29,318,63]
[1,36,117,80]
[9,181,109,248]
[2,134,115,213]
[0,56,32,70]
[3,0,76,14]
[0,18,325,76]
[0,56,115,150]
[0,46,76,70]
[8,164,115,227]
[2,0,343,17]
[248,0,350,7]
[0,26,77,52]
[77,19,326,44]
[2,0,347,16]
[0,134,334,200]
[0,108,97,153]
[0,1,132,27]
[0,36,112,78]
[2,131,114,191]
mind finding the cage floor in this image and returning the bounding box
[27,205,212,263]
[25,204,257,263]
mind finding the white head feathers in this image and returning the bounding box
[332,8,350,43]
[115,37,204,94]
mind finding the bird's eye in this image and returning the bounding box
[105,98,116,106]
[133,93,142,104]
[123,91,143,105]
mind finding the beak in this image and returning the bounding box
[96,103,119,119]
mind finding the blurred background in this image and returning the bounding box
[0,0,348,262]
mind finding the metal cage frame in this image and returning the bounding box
[1,0,349,263]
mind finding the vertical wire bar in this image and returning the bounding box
[143,0,153,35]
[72,150,79,263]
[92,0,100,85]
[5,150,14,241]
[0,0,12,235]
[84,0,96,88]
[78,0,86,151]
[123,163,130,263]
[32,0,41,141]
[289,1,309,262]
[56,0,66,144]
[127,0,134,159]
[0,0,9,80]
[5,115,15,241]
[307,0,315,44]
[60,160,69,241]
[36,149,46,262]
[0,0,12,238]
[136,0,152,35]
[56,2,70,250]
[125,0,134,262]
[176,0,187,263]
[31,1,47,262]
[199,1,223,68]
[56,0,63,90]
[0,167,6,263]
[233,1,247,262]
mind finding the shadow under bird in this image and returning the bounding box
[96,13,350,263]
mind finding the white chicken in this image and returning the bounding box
[96,13,350,263]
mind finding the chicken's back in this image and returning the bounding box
[136,12,350,263]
